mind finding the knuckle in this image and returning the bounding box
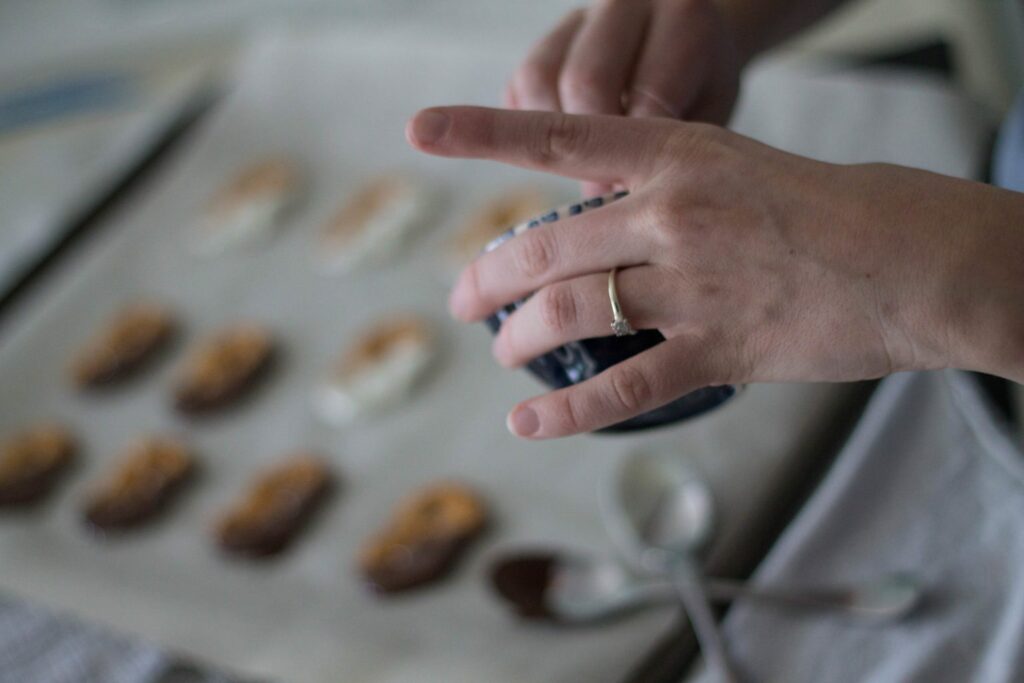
[653,193,685,225]
[642,195,687,245]
[538,282,578,334]
[608,364,655,413]
[558,66,606,107]
[534,111,589,164]
[666,122,728,164]
[515,60,557,96]
[558,390,588,434]
[515,230,558,279]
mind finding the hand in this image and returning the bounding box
[506,0,742,196]
[407,106,1024,438]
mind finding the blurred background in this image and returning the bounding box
[0,2,1021,683]
[1,0,1021,305]
[2,0,1020,105]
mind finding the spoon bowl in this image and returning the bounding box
[604,450,738,682]
[488,549,925,625]
[603,450,715,574]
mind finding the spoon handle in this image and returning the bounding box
[669,558,739,683]
[708,578,844,606]
[636,574,919,620]
[702,575,919,619]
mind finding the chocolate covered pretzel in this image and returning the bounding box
[69,303,175,388]
[319,174,433,273]
[82,436,195,531]
[195,158,303,255]
[173,324,276,415]
[215,454,333,558]
[312,315,435,425]
[0,424,76,506]
[359,481,488,594]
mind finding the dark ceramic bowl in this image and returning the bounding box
[482,192,737,433]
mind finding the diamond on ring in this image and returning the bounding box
[608,268,637,337]
[611,318,636,337]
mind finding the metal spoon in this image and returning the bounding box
[488,549,923,624]
[603,451,738,683]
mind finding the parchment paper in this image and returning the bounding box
[0,29,991,683]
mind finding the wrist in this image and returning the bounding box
[852,165,1024,383]
[928,184,1024,383]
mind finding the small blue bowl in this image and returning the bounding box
[482,192,737,433]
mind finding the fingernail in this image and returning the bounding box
[507,405,540,437]
[410,110,450,145]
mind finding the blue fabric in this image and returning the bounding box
[994,91,1024,190]
[0,594,249,683]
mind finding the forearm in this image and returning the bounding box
[715,0,852,64]
[825,163,1024,384]
[938,182,1024,384]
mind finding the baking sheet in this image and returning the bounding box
[0,29,992,683]
[0,67,206,299]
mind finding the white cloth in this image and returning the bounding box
[694,370,1024,683]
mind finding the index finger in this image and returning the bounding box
[405,106,671,185]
